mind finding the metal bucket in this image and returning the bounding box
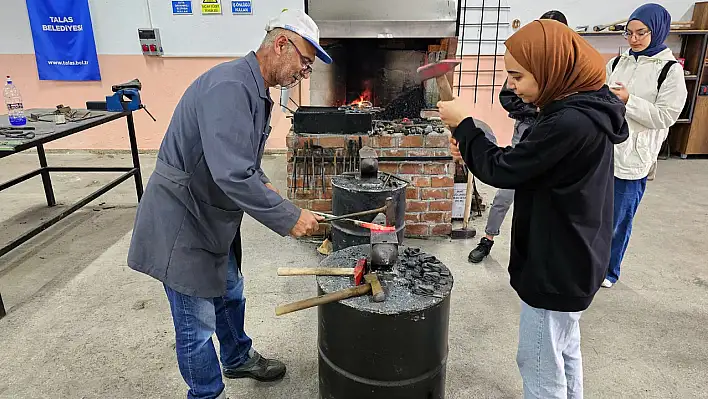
[330,172,407,251]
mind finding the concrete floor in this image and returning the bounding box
[0,151,706,399]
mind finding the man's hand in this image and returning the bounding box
[290,209,324,237]
[449,136,462,161]
[265,182,280,195]
[437,97,472,128]
[610,82,629,104]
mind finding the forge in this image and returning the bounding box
[287,0,461,238]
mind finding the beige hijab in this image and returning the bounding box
[505,19,607,108]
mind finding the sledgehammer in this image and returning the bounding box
[416,59,460,102]
[416,59,476,239]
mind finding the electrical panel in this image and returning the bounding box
[138,28,164,56]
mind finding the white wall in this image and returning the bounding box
[1,0,152,55]
[459,0,697,55]
[0,0,701,56]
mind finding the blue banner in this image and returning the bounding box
[25,0,101,81]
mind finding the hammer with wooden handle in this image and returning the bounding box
[277,258,366,283]
[275,273,385,316]
[277,267,355,276]
[416,59,476,235]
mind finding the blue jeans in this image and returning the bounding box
[606,177,647,284]
[164,237,252,399]
[517,301,583,399]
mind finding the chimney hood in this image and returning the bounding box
[306,0,459,38]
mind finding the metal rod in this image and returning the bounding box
[0,292,5,319]
[0,169,43,191]
[311,204,387,222]
[459,69,505,73]
[461,22,510,27]
[291,147,298,196]
[288,156,454,162]
[0,170,138,259]
[457,0,468,96]
[461,39,509,43]
[36,144,56,206]
[473,0,486,104]
[463,5,509,10]
[304,141,309,191]
[455,0,463,37]
[311,141,315,191]
[127,113,144,201]
[491,0,502,104]
[46,167,134,172]
[455,84,504,88]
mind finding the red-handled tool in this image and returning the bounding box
[354,258,366,286]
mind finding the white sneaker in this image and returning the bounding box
[601,279,613,288]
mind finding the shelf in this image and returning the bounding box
[676,118,691,124]
[685,75,700,80]
[578,29,708,36]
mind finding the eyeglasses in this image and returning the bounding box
[287,38,314,77]
[623,30,651,40]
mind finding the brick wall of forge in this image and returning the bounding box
[285,130,454,237]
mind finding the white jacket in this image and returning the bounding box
[605,48,688,180]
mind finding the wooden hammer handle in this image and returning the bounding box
[436,75,455,102]
[277,267,355,276]
[275,284,371,316]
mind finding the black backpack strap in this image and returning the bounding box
[657,60,678,91]
[611,56,621,71]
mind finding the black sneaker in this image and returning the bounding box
[468,237,494,263]
[223,349,286,382]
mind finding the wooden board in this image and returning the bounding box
[692,1,708,30]
[686,96,708,155]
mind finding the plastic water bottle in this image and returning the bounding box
[4,76,27,126]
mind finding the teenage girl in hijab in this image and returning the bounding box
[602,3,687,288]
[438,20,629,398]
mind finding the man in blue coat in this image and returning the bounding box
[127,9,330,399]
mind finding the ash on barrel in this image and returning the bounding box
[317,245,453,399]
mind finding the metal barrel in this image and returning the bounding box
[317,245,452,399]
[331,173,407,251]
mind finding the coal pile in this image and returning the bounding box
[373,119,446,135]
[375,86,427,120]
[397,247,452,298]
[318,245,453,314]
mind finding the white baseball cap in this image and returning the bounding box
[265,8,332,64]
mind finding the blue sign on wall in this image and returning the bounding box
[25,0,101,81]
[172,1,193,15]
[232,1,252,15]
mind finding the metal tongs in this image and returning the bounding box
[312,209,395,232]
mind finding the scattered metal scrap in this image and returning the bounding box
[0,126,36,139]
[27,105,101,124]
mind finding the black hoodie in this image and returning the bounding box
[453,86,629,312]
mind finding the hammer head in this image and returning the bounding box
[364,273,386,302]
[384,197,396,226]
[416,60,462,83]
[354,258,367,286]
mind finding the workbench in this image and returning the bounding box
[0,109,143,319]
